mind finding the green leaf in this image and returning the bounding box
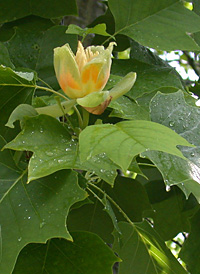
[109,96,150,120]
[77,90,110,107]
[109,72,137,100]
[4,115,118,185]
[5,21,77,88]
[0,0,77,24]
[179,209,200,274]
[145,91,200,200]
[111,60,183,100]
[66,23,111,38]
[0,42,14,68]
[113,221,187,273]
[130,40,170,67]
[0,66,35,141]
[79,120,193,172]
[5,104,38,128]
[108,0,200,50]
[145,180,199,240]
[0,169,86,274]
[103,176,152,222]
[68,198,114,243]
[13,232,119,274]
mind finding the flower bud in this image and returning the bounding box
[54,41,116,99]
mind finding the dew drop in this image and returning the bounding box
[45,151,54,156]
[40,221,46,228]
[58,159,63,163]
[18,237,22,242]
[169,121,175,127]
[166,185,171,192]
[27,216,31,220]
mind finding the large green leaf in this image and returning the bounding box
[13,232,119,274]
[79,120,193,172]
[0,169,86,274]
[110,60,183,100]
[103,176,152,222]
[108,0,200,50]
[179,209,200,274]
[68,199,114,243]
[113,221,187,273]
[145,180,199,240]
[0,0,77,24]
[145,91,200,200]
[0,66,35,142]
[5,19,77,88]
[109,96,150,120]
[4,115,118,185]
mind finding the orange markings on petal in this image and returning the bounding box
[82,64,100,84]
[95,70,109,90]
[59,73,68,92]
[91,64,100,82]
[66,72,81,90]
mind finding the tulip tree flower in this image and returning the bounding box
[54,41,115,99]
[53,41,137,115]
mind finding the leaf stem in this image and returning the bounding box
[37,77,54,90]
[35,85,69,101]
[74,106,83,129]
[87,182,133,225]
[82,108,90,129]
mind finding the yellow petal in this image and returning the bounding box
[75,41,87,73]
[54,44,82,99]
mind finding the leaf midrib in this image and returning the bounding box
[113,1,180,37]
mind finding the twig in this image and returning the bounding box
[183,51,200,78]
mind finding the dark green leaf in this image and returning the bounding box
[0,42,14,68]
[111,60,183,100]
[145,180,199,240]
[103,176,152,222]
[0,66,35,142]
[179,209,200,274]
[13,232,119,274]
[6,22,77,89]
[68,199,114,243]
[109,96,150,120]
[0,0,77,24]
[0,170,86,274]
[145,91,200,200]
[113,221,187,274]
[4,115,118,185]
[108,0,200,50]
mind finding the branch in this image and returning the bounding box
[183,51,200,78]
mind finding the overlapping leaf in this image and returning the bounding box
[113,221,187,274]
[0,0,77,24]
[4,115,118,185]
[79,120,193,172]
[145,91,200,200]
[144,180,199,240]
[103,176,152,222]
[68,199,114,243]
[179,209,200,274]
[0,169,87,274]
[108,0,200,50]
[13,232,119,274]
[5,19,77,88]
[110,59,183,101]
[0,66,35,142]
